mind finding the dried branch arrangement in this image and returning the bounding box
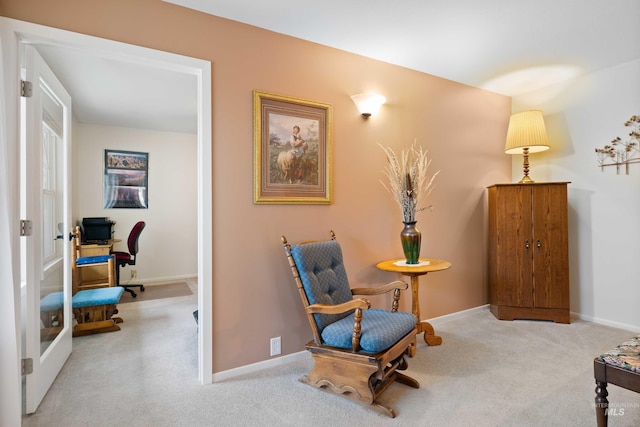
[595,115,640,174]
[379,142,439,223]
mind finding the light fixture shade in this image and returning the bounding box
[504,110,550,154]
[350,93,387,118]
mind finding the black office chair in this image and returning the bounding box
[112,221,146,297]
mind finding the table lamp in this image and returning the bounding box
[504,110,550,183]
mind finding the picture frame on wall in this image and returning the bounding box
[253,90,332,204]
[104,149,149,209]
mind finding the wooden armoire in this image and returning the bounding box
[487,182,570,324]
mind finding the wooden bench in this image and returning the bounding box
[594,335,640,426]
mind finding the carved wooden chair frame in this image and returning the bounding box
[282,231,419,417]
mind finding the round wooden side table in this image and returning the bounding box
[376,258,452,356]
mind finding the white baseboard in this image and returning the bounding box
[430,305,640,333]
[212,351,309,383]
[572,311,640,333]
[125,275,197,286]
[427,304,490,326]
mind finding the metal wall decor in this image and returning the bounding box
[595,115,640,174]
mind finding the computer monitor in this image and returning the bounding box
[82,217,115,242]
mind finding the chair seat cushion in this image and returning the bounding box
[112,251,131,262]
[40,292,64,311]
[597,336,640,373]
[321,309,417,353]
[76,255,112,265]
[72,287,124,308]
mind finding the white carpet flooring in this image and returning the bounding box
[21,287,640,426]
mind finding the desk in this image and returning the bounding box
[80,239,121,256]
[376,258,452,356]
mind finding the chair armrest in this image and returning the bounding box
[351,280,408,296]
[352,280,408,313]
[306,298,370,315]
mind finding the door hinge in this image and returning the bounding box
[20,219,33,236]
[21,80,33,98]
[22,358,33,375]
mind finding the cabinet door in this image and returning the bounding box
[494,185,534,307]
[532,184,569,309]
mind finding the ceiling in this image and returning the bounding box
[167,0,640,94]
[35,44,198,134]
[36,0,640,134]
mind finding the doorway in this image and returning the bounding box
[2,17,213,402]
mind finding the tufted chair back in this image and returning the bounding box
[290,239,353,332]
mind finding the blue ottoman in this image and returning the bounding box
[72,287,124,336]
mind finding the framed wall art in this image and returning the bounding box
[103,149,149,209]
[253,90,332,204]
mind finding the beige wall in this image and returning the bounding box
[1,0,512,372]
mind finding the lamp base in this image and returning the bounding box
[518,175,535,184]
[518,148,535,183]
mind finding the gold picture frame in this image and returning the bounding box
[253,90,332,204]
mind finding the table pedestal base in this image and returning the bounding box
[408,320,442,357]
[419,320,442,346]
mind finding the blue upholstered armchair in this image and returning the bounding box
[282,231,419,418]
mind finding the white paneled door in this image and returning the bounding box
[22,44,72,414]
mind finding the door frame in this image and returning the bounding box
[1,17,213,390]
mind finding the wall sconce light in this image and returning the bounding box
[350,93,386,119]
[504,110,550,183]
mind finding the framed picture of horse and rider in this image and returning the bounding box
[253,90,332,204]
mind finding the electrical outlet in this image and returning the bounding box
[130,270,137,279]
[270,337,281,356]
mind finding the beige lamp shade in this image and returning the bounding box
[504,110,550,154]
[504,110,550,183]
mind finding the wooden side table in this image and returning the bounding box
[376,258,452,356]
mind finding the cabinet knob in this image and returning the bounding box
[537,240,542,252]
[525,239,530,253]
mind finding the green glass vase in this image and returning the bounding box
[400,221,421,264]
